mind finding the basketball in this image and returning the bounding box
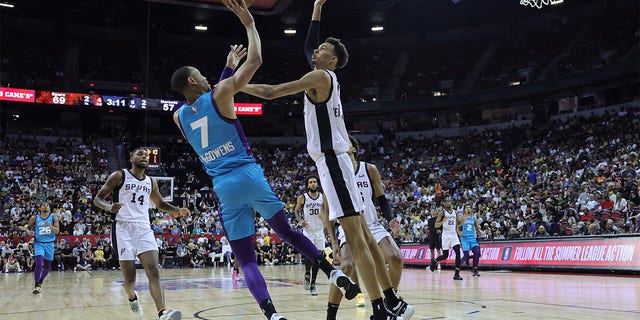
[221,0,254,8]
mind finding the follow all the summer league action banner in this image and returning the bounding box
[400,235,640,271]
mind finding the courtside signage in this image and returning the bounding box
[400,236,640,271]
[0,87,35,102]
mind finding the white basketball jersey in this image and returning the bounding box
[303,70,350,161]
[303,192,324,231]
[442,209,458,236]
[115,170,152,223]
[354,162,379,226]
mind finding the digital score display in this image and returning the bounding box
[1,87,263,115]
[141,147,161,168]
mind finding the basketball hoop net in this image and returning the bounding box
[520,0,564,9]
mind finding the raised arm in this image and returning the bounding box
[305,0,327,68]
[241,69,330,100]
[214,0,262,114]
[218,44,247,82]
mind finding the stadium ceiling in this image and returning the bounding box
[2,0,603,39]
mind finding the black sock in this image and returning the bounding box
[157,309,166,317]
[128,295,138,302]
[372,298,386,315]
[327,303,339,320]
[315,256,334,277]
[259,298,277,318]
[383,288,399,307]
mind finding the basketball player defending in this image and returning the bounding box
[427,208,443,270]
[430,199,463,280]
[321,136,408,320]
[460,205,483,277]
[170,1,359,319]
[294,176,326,296]
[241,1,413,319]
[27,202,59,294]
[95,148,189,320]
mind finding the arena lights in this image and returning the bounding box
[0,2,15,8]
[371,25,384,32]
[283,28,296,35]
[194,24,208,31]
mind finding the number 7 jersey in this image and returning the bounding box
[177,91,256,180]
[113,169,153,223]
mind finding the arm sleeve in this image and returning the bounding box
[218,66,235,82]
[304,20,320,69]
[376,195,394,222]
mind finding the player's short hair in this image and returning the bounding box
[306,176,320,190]
[129,147,146,158]
[171,66,194,93]
[325,37,349,69]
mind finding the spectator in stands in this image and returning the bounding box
[534,225,550,237]
[208,239,223,266]
[4,257,22,273]
[601,219,618,235]
[93,245,106,269]
[587,222,601,236]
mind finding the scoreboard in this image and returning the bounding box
[1,87,261,115]
[141,147,161,168]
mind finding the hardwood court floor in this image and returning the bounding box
[0,264,638,320]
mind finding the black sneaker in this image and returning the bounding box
[453,272,463,280]
[429,259,437,272]
[329,270,361,300]
[472,270,480,277]
[389,298,414,320]
[33,284,42,294]
[371,309,404,320]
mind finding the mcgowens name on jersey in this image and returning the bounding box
[200,141,236,162]
[124,183,151,193]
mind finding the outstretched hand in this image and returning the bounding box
[177,207,191,218]
[225,0,254,27]
[226,44,247,69]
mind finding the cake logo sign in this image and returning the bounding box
[520,0,564,9]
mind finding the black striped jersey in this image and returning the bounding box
[303,70,350,161]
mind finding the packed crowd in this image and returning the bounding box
[1,106,639,272]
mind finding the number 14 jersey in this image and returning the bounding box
[114,169,152,223]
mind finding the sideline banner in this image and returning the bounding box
[400,236,640,271]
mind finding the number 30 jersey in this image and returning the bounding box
[114,169,153,223]
[302,192,324,232]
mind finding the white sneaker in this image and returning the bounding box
[128,292,144,320]
[159,309,182,320]
[269,313,286,320]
